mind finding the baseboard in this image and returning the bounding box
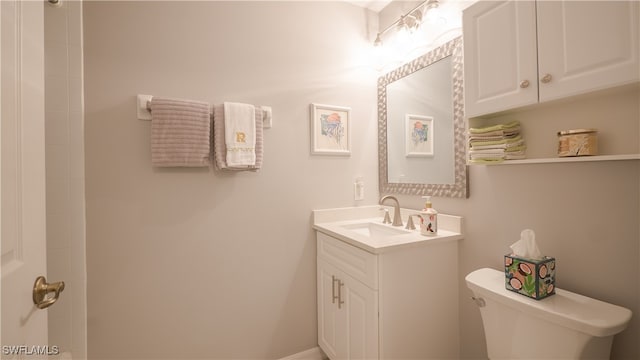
[278,346,327,360]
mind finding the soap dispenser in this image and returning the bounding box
[420,196,438,236]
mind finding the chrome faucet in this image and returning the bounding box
[379,195,403,227]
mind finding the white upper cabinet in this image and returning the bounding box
[463,0,639,118]
[536,1,639,102]
[463,1,538,117]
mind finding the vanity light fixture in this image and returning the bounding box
[374,32,383,47]
[397,15,408,34]
[373,0,439,47]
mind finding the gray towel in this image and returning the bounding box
[150,97,211,167]
[213,104,263,171]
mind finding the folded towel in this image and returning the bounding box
[469,134,506,142]
[224,102,256,167]
[505,144,527,152]
[469,120,520,134]
[505,151,527,160]
[469,148,505,155]
[213,104,264,171]
[469,158,505,164]
[503,128,520,136]
[505,138,525,149]
[469,152,505,160]
[470,143,507,150]
[470,134,523,148]
[468,129,505,138]
[150,97,211,167]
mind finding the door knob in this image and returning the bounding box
[33,276,65,309]
[519,80,530,88]
[541,74,553,84]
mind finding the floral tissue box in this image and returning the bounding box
[505,255,555,300]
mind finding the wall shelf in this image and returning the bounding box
[469,154,640,166]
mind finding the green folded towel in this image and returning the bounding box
[470,134,523,147]
[505,144,527,152]
[469,121,520,134]
[469,158,505,164]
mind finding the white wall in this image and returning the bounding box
[44,0,87,358]
[83,2,378,359]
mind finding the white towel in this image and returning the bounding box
[213,104,263,171]
[224,102,256,166]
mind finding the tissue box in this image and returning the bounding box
[504,255,555,300]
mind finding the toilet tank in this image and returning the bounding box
[465,268,632,360]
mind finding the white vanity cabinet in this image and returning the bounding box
[317,234,378,360]
[463,0,639,118]
[316,232,460,359]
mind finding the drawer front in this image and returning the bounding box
[317,232,378,290]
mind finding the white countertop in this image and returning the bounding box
[312,206,463,254]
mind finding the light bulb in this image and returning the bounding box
[373,33,383,47]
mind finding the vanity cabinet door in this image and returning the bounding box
[340,270,378,360]
[318,259,344,360]
[462,0,538,118]
[318,257,379,360]
[536,0,639,102]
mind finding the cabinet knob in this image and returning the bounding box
[541,74,553,84]
[519,80,530,88]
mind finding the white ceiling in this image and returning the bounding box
[344,0,393,13]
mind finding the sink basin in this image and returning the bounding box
[313,207,463,254]
[340,221,410,238]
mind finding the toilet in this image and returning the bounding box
[465,268,632,359]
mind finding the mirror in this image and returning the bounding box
[378,36,467,198]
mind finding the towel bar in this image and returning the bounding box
[145,100,213,117]
[137,94,272,128]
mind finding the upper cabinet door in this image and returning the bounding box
[537,1,640,102]
[463,0,538,118]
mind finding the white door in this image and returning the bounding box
[536,0,640,102]
[1,0,49,356]
[462,0,538,118]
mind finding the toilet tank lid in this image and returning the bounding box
[465,268,632,337]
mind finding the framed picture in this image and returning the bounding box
[405,114,434,157]
[310,103,351,156]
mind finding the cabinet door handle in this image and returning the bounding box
[337,280,345,309]
[519,80,530,88]
[541,74,552,84]
[331,275,339,304]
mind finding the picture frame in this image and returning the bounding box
[310,103,351,156]
[405,114,434,157]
